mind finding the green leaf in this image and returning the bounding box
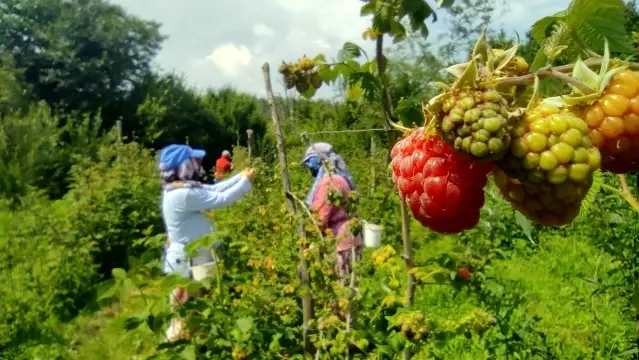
[437,0,454,8]
[360,2,376,16]
[124,316,143,330]
[112,268,127,280]
[632,282,639,313]
[530,12,567,43]
[180,345,197,360]
[514,211,535,244]
[96,281,118,301]
[236,317,254,333]
[338,42,364,61]
[566,0,634,54]
[349,72,382,101]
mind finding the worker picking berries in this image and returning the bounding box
[301,142,362,281]
[158,144,256,341]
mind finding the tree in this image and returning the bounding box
[0,0,164,124]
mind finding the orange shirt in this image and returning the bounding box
[215,156,232,179]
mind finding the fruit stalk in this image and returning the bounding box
[493,58,639,90]
[617,175,639,212]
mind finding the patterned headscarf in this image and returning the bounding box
[302,142,356,206]
[160,158,203,189]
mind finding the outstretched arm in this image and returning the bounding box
[202,173,243,192]
[185,176,252,212]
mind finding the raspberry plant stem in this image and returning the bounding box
[375,34,416,360]
[493,57,639,90]
[618,175,639,212]
[601,176,639,213]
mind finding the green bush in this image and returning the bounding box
[65,142,164,278]
[0,192,96,355]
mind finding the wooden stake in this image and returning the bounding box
[262,62,314,355]
[247,129,254,160]
[371,136,377,195]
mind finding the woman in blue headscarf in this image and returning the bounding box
[301,142,362,280]
[158,144,255,341]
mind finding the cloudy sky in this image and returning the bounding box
[108,0,572,98]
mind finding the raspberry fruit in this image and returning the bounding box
[391,129,493,233]
[494,169,591,226]
[581,70,639,173]
[456,267,471,281]
[498,103,601,185]
[437,88,514,161]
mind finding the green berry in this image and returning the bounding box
[483,117,502,132]
[550,143,574,164]
[441,119,454,132]
[470,142,489,157]
[473,129,491,142]
[511,138,528,158]
[524,132,548,153]
[561,129,582,147]
[530,119,551,135]
[523,153,540,169]
[459,97,475,110]
[539,151,558,170]
[547,166,568,184]
[568,164,590,182]
[488,138,504,153]
[464,108,481,123]
[572,148,589,163]
[549,115,569,135]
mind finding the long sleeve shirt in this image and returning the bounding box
[162,174,251,246]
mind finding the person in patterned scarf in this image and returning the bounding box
[301,142,362,281]
[158,144,255,341]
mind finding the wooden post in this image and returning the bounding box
[262,62,314,354]
[247,129,254,159]
[116,119,122,143]
[370,136,377,195]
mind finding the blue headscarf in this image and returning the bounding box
[302,143,356,207]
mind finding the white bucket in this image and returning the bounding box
[190,262,217,281]
[362,221,382,248]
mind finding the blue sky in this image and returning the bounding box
[107,0,572,97]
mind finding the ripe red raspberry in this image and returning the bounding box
[456,267,471,281]
[391,129,493,233]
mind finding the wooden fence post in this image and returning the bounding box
[262,62,314,355]
[247,129,254,159]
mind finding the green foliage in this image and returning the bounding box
[65,142,164,277]
[0,0,164,118]
[530,0,635,71]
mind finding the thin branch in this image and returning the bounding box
[601,176,639,213]
[618,174,639,212]
[286,190,326,242]
[492,58,639,89]
[539,68,596,94]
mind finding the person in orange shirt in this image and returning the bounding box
[215,150,233,180]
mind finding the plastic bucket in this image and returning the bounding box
[363,222,382,248]
[190,262,217,281]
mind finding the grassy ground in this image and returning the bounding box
[63,233,633,359]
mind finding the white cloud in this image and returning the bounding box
[253,23,275,37]
[205,44,252,77]
[109,0,574,97]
